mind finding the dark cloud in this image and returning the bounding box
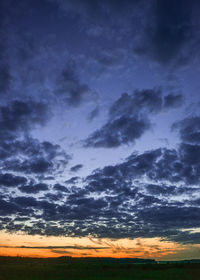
[84,89,183,148]
[70,164,83,172]
[0,98,70,176]
[0,137,70,175]
[145,184,176,196]
[13,158,53,174]
[85,115,150,148]
[94,49,125,68]
[163,93,183,109]
[135,0,197,65]
[19,183,48,194]
[152,0,192,63]
[109,89,163,118]
[0,64,11,94]
[87,106,99,122]
[0,100,49,141]
[0,199,20,215]
[171,117,200,184]
[0,244,109,250]
[65,176,80,185]
[177,143,200,185]
[1,133,199,243]
[0,3,12,96]
[167,231,200,244]
[45,192,64,202]
[0,198,32,216]
[12,196,38,208]
[138,206,200,231]
[53,183,69,193]
[55,59,95,107]
[173,117,200,144]
[0,173,27,187]
[52,0,141,21]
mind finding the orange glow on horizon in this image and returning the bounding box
[0,231,199,260]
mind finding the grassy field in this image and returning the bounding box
[0,257,200,280]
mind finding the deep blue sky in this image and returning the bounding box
[0,0,200,259]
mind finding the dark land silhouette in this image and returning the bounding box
[1,256,200,279]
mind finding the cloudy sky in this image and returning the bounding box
[0,0,200,260]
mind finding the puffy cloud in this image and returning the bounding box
[0,140,198,243]
[173,117,200,144]
[84,89,183,148]
[19,183,49,194]
[0,173,27,187]
[84,115,151,148]
[0,198,32,216]
[1,125,200,244]
[109,89,163,118]
[53,183,69,193]
[0,100,49,141]
[0,137,70,175]
[65,176,80,185]
[12,196,38,207]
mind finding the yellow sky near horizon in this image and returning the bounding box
[0,231,199,260]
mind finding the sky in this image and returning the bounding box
[0,0,200,261]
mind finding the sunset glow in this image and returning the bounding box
[0,232,199,260]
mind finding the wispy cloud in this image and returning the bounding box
[0,245,110,250]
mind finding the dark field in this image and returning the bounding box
[1,257,200,280]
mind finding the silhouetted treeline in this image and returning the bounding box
[1,256,200,266]
[0,256,156,265]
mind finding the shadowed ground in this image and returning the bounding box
[0,257,200,280]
